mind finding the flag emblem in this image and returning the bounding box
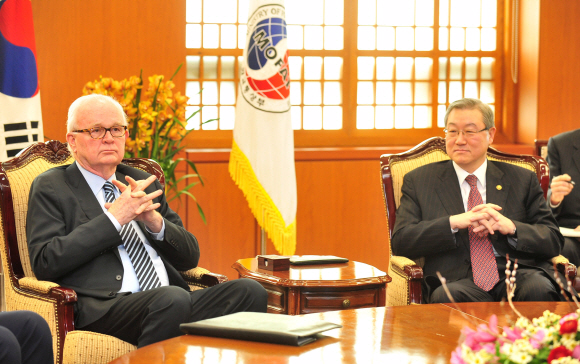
[241,4,290,113]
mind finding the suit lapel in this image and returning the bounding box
[435,161,465,216]
[65,162,105,220]
[485,160,509,208]
[65,162,122,262]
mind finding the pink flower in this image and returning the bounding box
[560,313,578,325]
[530,329,546,349]
[573,345,580,359]
[451,347,466,364]
[503,326,523,342]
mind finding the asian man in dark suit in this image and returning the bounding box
[26,94,267,348]
[547,128,580,266]
[392,98,565,303]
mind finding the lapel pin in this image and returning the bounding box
[496,185,502,190]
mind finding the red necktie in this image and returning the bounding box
[466,175,500,291]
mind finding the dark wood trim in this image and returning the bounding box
[198,272,229,287]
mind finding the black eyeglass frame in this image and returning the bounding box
[443,127,489,138]
[73,126,128,139]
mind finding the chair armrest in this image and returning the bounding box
[179,267,228,288]
[14,277,77,363]
[390,256,424,280]
[551,255,577,281]
[388,255,423,305]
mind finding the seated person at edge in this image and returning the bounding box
[547,128,580,266]
[392,98,566,303]
[26,94,267,347]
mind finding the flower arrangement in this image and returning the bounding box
[449,259,580,364]
[82,66,206,221]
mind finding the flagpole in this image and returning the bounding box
[261,228,267,255]
[261,209,266,255]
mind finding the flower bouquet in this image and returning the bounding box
[82,66,207,221]
[449,259,580,364]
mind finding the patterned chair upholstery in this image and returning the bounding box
[0,140,227,364]
[380,137,576,306]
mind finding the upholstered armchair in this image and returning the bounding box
[380,137,576,306]
[0,140,227,364]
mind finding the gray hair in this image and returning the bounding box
[66,94,127,132]
[443,98,494,129]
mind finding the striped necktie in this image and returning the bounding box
[466,175,500,291]
[103,181,161,291]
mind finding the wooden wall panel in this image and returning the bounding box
[184,162,258,280]
[537,1,580,139]
[516,0,539,144]
[31,0,186,142]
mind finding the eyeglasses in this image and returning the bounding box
[73,126,127,139]
[444,127,489,139]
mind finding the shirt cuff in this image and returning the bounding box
[145,219,165,240]
[550,200,562,209]
[105,211,122,231]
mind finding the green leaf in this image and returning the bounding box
[169,64,183,81]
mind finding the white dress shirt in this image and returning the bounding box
[76,164,170,292]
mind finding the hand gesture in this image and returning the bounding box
[469,203,516,236]
[105,175,164,232]
[449,203,502,232]
[550,174,574,205]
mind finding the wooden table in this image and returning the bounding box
[232,258,390,314]
[109,302,575,364]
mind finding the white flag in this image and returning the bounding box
[0,0,44,161]
[229,0,296,255]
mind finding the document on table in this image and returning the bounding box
[560,227,580,237]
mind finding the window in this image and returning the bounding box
[185,0,503,147]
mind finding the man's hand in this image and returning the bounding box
[469,204,516,236]
[104,176,164,232]
[550,174,574,205]
[450,203,502,233]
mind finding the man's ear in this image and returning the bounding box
[66,133,77,153]
[487,127,497,144]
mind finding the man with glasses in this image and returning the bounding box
[392,98,566,303]
[26,94,267,348]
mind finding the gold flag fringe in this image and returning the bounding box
[229,140,296,255]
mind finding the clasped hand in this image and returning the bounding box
[104,175,164,232]
[449,203,516,237]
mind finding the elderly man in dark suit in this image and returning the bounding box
[547,128,580,266]
[392,98,565,303]
[26,94,267,348]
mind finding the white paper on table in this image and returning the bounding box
[560,227,580,237]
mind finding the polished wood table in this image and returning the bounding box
[232,258,390,314]
[109,302,575,364]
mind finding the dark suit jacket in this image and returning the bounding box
[547,128,580,229]
[391,160,564,295]
[26,162,200,327]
